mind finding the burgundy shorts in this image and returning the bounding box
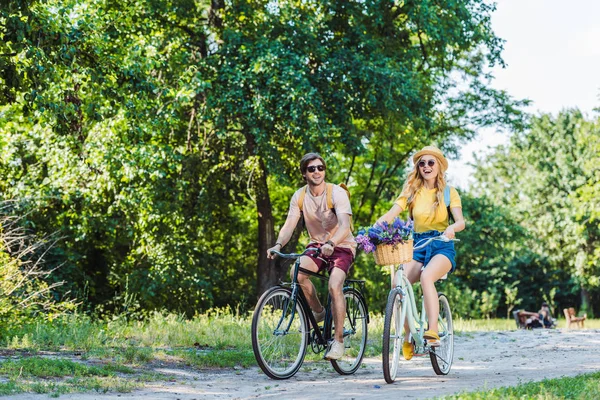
[304,243,355,274]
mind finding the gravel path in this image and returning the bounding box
[9,329,600,400]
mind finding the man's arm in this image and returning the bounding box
[266,213,301,259]
[321,212,351,256]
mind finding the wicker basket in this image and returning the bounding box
[373,240,413,266]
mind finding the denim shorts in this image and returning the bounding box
[412,230,456,273]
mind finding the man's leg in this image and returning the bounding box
[323,266,347,360]
[291,256,323,313]
[328,267,347,343]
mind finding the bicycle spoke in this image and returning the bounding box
[383,289,405,384]
[252,288,308,379]
[429,294,453,375]
[431,350,449,365]
[330,289,368,375]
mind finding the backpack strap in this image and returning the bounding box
[326,183,334,209]
[299,183,354,232]
[327,183,354,232]
[444,185,451,207]
[444,185,455,224]
[298,185,308,212]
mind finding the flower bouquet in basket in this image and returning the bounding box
[356,217,414,266]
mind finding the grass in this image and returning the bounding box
[454,317,600,331]
[1,308,599,397]
[0,357,141,397]
[0,308,258,396]
[439,371,600,399]
[0,357,135,377]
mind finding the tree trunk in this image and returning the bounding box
[581,287,593,317]
[274,221,304,284]
[255,156,277,298]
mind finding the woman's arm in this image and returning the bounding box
[443,207,465,239]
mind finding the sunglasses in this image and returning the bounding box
[306,165,326,173]
[418,159,436,168]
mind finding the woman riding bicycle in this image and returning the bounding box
[377,145,465,359]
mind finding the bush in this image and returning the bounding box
[0,203,76,333]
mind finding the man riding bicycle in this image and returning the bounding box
[266,152,356,360]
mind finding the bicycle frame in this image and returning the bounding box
[391,264,429,351]
[269,251,337,351]
[273,254,369,352]
[288,261,333,348]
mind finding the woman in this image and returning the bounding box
[377,145,465,360]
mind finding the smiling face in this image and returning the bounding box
[303,159,326,187]
[417,155,439,182]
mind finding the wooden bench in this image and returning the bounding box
[563,307,586,329]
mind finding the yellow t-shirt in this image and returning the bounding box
[394,187,462,233]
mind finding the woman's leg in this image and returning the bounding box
[420,254,452,333]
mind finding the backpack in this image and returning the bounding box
[444,185,455,224]
[297,183,354,232]
[409,185,454,224]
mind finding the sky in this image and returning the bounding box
[446,0,600,189]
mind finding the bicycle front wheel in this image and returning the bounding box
[430,293,454,375]
[330,288,368,375]
[382,288,406,383]
[251,287,309,379]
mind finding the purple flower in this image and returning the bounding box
[355,216,413,253]
[362,241,376,253]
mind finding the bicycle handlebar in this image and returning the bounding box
[413,235,460,251]
[269,247,322,259]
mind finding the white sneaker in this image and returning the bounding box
[312,308,326,323]
[324,340,345,360]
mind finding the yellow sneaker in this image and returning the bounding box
[402,341,414,360]
[424,330,440,347]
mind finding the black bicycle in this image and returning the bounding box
[251,248,369,379]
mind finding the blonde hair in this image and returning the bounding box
[399,155,447,217]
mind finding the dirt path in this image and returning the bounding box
[10,329,600,400]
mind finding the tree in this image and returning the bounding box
[206,0,528,295]
[1,0,528,312]
[472,110,600,315]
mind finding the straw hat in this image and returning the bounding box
[412,145,448,172]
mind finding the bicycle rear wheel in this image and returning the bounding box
[430,293,454,375]
[330,288,368,375]
[382,288,406,383]
[251,287,309,379]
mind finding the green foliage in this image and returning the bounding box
[0,207,77,331]
[472,110,600,315]
[1,0,527,313]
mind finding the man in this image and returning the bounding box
[266,153,356,360]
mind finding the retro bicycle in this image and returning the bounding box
[252,247,369,379]
[382,235,459,383]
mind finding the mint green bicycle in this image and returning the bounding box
[382,236,458,383]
